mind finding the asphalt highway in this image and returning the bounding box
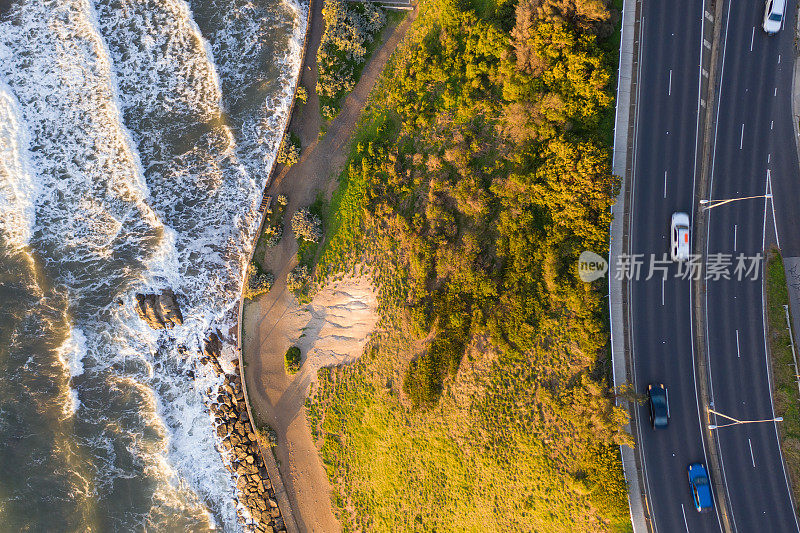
[703,0,799,530]
[629,1,722,531]
[629,0,800,531]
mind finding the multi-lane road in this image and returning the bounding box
[627,0,800,531]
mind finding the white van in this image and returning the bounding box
[763,0,785,34]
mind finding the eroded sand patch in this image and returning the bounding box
[286,275,379,384]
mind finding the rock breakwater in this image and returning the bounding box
[201,333,284,533]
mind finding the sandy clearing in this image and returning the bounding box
[243,276,377,533]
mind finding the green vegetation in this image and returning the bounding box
[765,247,800,510]
[284,346,302,375]
[276,132,301,167]
[296,85,308,105]
[306,0,631,530]
[317,0,387,118]
[243,260,274,300]
[252,195,288,272]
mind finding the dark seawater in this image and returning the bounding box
[0,0,304,530]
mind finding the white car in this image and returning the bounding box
[763,0,785,34]
[671,212,690,262]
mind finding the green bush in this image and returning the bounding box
[296,85,308,104]
[243,262,274,300]
[317,1,386,102]
[276,134,301,167]
[291,208,322,242]
[284,346,302,374]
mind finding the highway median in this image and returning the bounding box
[765,247,800,513]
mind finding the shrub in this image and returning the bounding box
[276,194,288,206]
[402,354,442,407]
[243,263,274,299]
[263,223,283,247]
[296,85,308,104]
[276,135,301,167]
[286,265,312,293]
[284,346,302,374]
[317,1,386,101]
[257,423,278,447]
[291,208,322,242]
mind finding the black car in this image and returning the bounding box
[647,383,669,429]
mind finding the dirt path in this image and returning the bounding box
[241,6,417,532]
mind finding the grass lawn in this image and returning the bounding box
[307,322,631,532]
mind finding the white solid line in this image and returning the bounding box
[740,123,744,149]
[768,170,781,248]
[763,169,769,250]
[734,224,737,251]
[664,170,668,198]
[736,329,740,358]
[681,504,690,532]
[749,438,756,468]
[750,27,755,51]
[669,69,673,95]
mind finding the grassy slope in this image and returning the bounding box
[304,0,632,530]
[765,247,800,510]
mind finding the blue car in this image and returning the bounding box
[687,463,713,512]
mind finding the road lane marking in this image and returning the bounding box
[779,54,781,64]
[775,87,778,96]
[740,123,744,149]
[768,170,781,248]
[771,120,774,130]
[664,170,667,197]
[736,329,740,358]
[768,153,771,163]
[750,27,755,51]
[734,224,737,251]
[661,278,665,306]
[749,438,756,467]
[669,69,672,95]
[681,504,690,532]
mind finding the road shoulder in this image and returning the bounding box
[608,0,647,529]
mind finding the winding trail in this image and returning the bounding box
[241,5,416,532]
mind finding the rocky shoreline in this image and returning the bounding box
[135,292,283,532]
[201,332,285,533]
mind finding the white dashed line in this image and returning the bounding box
[734,224,737,251]
[662,278,665,306]
[750,27,755,51]
[749,438,756,468]
[736,328,740,358]
[664,170,668,198]
[740,123,744,149]
[669,69,673,96]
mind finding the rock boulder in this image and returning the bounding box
[135,289,183,329]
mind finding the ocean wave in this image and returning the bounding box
[0,0,305,528]
[0,78,39,249]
